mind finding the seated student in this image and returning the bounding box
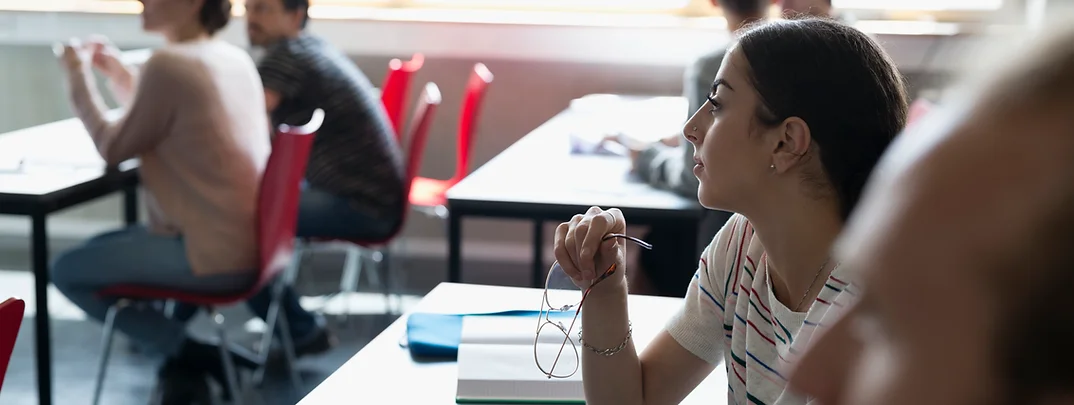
[53,0,268,398]
[553,18,908,405]
[239,0,405,354]
[621,0,843,298]
[788,22,1074,405]
[620,0,768,298]
[246,0,404,240]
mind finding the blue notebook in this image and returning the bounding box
[403,310,573,360]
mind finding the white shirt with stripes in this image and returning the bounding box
[666,214,856,405]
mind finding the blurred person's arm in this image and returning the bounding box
[87,37,140,107]
[631,51,714,198]
[65,51,179,166]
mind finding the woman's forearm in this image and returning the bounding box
[66,67,110,139]
[579,277,645,405]
[106,65,138,107]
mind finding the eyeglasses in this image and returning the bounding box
[533,233,652,379]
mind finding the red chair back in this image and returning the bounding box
[381,54,425,141]
[450,63,494,184]
[402,83,441,201]
[351,83,440,246]
[254,109,322,292]
[0,297,25,393]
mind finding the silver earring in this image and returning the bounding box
[770,164,775,169]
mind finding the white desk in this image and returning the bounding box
[298,283,727,405]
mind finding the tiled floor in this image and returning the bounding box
[0,270,413,405]
[0,234,537,405]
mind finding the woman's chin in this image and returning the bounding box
[696,188,727,211]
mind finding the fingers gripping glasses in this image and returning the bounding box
[534,233,652,379]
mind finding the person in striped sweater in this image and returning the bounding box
[788,19,1074,405]
[552,17,908,405]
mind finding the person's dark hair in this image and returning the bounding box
[199,0,232,35]
[718,0,768,17]
[282,0,311,29]
[735,18,908,220]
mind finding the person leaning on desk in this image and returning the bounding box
[557,17,908,405]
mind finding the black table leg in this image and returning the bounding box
[123,184,138,225]
[531,220,544,288]
[31,213,52,405]
[447,212,462,283]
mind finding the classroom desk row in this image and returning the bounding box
[297,282,728,405]
[0,94,703,405]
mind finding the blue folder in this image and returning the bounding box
[403,310,573,360]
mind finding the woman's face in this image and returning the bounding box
[684,46,778,212]
[138,0,202,33]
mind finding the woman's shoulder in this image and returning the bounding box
[146,41,254,74]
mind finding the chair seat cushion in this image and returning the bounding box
[96,285,248,306]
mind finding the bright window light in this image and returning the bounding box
[412,0,691,10]
[833,0,1003,11]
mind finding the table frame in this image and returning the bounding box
[444,96,702,288]
[0,167,139,405]
[445,202,701,289]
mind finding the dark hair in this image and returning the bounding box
[718,0,769,17]
[736,18,908,220]
[282,0,311,28]
[199,0,232,35]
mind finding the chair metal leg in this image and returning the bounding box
[92,301,127,405]
[252,277,284,386]
[211,308,243,405]
[378,248,396,315]
[275,305,303,392]
[340,245,363,294]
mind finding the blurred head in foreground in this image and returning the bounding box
[787,22,1074,405]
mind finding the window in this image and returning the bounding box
[834,0,1004,11]
[408,0,690,12]
[6,0,1018,24]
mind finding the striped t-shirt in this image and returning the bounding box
[666,214,856,405]
[258,32,405,220]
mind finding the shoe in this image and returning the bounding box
[150,359,212,405]
[293,321,337,358]
[173,338,261,401]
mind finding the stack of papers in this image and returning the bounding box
[455,311,670,404]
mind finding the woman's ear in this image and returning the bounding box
[770,116,812,173]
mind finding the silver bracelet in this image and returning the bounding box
[577,321,632,357]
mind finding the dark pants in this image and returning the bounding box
[639,209,733,297]
[233,185,400,342]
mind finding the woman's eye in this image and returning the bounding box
[707,97,721,114]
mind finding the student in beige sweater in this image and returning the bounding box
[54,0,268,399]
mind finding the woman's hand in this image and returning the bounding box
[54,40,90,76]
[86,36,133,83]
[553,206,628,289]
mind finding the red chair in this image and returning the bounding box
[381,53,425,141]
[293,83,441,316]
[408,63,493,217]
[0,297,25,394]
[90,110,324,405]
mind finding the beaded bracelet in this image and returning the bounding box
[577,321,632,357]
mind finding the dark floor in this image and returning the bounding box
[0,245,537,405]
